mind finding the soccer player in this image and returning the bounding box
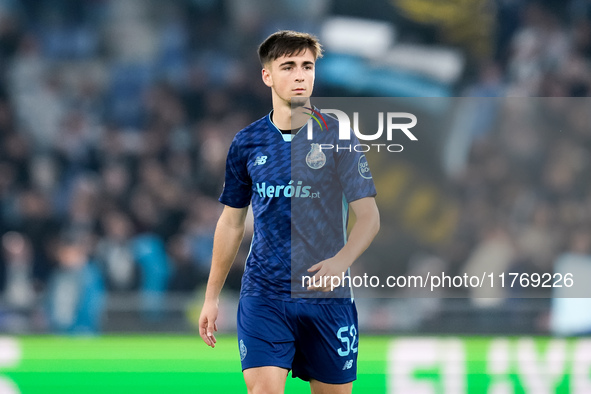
[199,30,379,394]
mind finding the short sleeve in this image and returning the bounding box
[219,137,252,208]
[336,134,377,203]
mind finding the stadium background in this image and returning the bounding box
[0,0,590,392]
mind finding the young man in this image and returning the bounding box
[199,30,379,394]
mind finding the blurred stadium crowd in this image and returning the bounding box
[0,0,590,334]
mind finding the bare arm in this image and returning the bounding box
[199,205,248,347]
[307,196,380,291]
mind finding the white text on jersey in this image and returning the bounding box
[255,181,319,199]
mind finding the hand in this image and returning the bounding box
[199,299,219,348]
[306,257,351,292]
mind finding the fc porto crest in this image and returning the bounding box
[239,339,247,361]
[306,143,326,169]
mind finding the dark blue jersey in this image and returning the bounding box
[219,111,376,303]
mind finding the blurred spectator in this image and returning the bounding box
[132,233,170,322]
[45,232,105,334]
[98,160,132,209]
[514,202,560,274]
[95,210,138,292]
[58,174,100,238]
[167,233,202,293]
[463,224,515,305]
[0,2,23,77]
[13,189,59,282]
[0,161,18,235]
[2,231,35,310]
[550,227,591,336]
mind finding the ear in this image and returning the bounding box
[261,67,273,87]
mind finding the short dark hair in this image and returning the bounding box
[258,30,323,66]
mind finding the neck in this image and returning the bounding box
[272,96,311,130]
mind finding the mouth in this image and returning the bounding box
[292,88,306,94]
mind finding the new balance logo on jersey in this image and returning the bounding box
[255,181,320,199]
[253,156,268,166]
[342,360,354,370]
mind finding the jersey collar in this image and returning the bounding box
[267,109,310,142]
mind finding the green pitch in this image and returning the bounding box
[0,335,583,393]
[0,336,386,393]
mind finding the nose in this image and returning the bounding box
[295,67,305,82]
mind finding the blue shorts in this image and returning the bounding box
[237,296,358,384]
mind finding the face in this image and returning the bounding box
[262,48,316,107]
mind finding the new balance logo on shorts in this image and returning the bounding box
[253,156,267,166]
[342,360,354,370]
